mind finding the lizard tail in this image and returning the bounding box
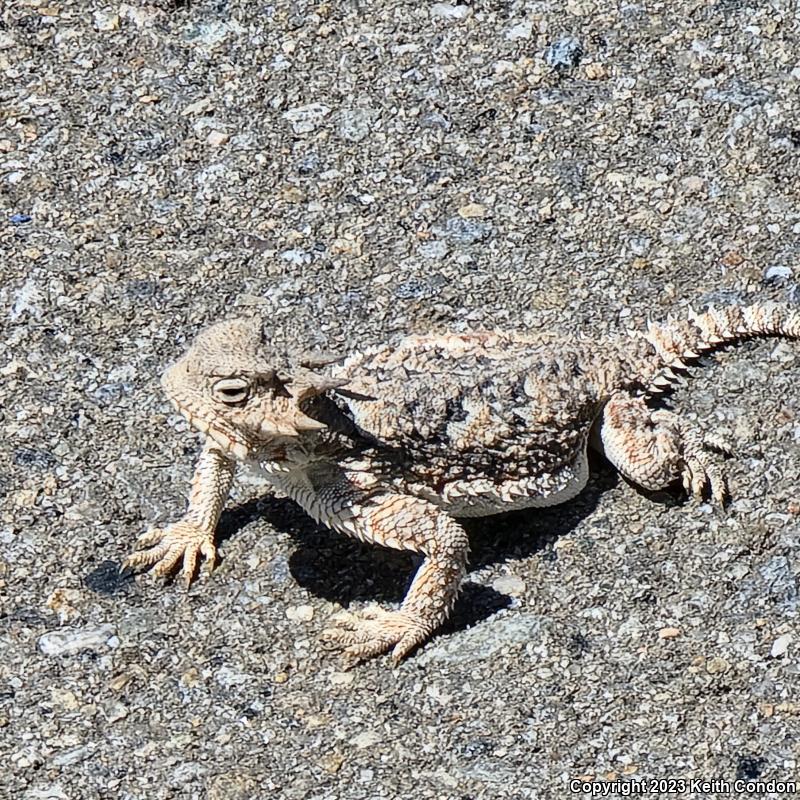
[643,302,800,393]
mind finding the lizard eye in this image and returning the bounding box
[212,377,250,405]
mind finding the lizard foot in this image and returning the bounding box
[122,520,216,588]
[652,411,729,504]
[321,607,430,666]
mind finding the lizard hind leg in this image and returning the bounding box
[321,493,470,666]
[597,393,729,504]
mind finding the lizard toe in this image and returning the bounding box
[152,544,185,579]
[703,432,735,456]
[123,542,171,571]
[321,608,428,665]
[133,527,167,550]
[124,521,216,586]
[178,542,202,588]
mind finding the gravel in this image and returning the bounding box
[2,1,800,798]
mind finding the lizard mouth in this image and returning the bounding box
[181,406,251,461]
[165,392,252,461]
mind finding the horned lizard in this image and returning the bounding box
[124,303,799,664]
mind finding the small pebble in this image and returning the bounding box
[22,784,68,800]
[458,203,487,219]
[491,575,526,596]
[430,3,471,20]
[681,176,706,194]
[105,702,129,723]
[216,666,251,689]
[704,80,769,108]
[545,36,583,69]
[108,673,134,692]
[442,216,492,246]
[318,753,345,774]
[705,656,730,674]
[337,108,375,143]
[281,248,311,266]
[505,20,532,41]
[420,112,450,130]
[50,688,79,710]
[283,103,331,134]
[584,63,608,80]
[182,98,213,116]
[93,11,119,32]
[395,279,434,301]
[349,730,382,749]
[206,130,230,147]
[184,21,235,47]
[270,555,291,584]
[763,265,793,286]
[418,240,449,260]
[297,153,321,176]
[329,671,355,686]
[285,604,315,622]
[38,624,117,657]
[771,633,792,657]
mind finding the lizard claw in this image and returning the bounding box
[652,410,729,506]
[680,430,729,506]
[702,431,735,457]
[321,607,429,666]
[123,520,216,588]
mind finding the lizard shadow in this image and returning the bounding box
[215,454,679,634]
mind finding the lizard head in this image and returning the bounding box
[161,319,341,461]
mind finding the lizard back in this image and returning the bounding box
[326,331,609,515]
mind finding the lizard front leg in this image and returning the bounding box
[124,439,236,586]
[322,493,470,665]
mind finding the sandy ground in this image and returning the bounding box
[2,1,799,798]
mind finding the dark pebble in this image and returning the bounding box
[84,560,133,595]
[8,606,53,626]
[735,755,766,781]
[13,448,58,470]
[125,280,161,299]
[91,383,132,406]
[297,153,321,176]
[395,279,435,301]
